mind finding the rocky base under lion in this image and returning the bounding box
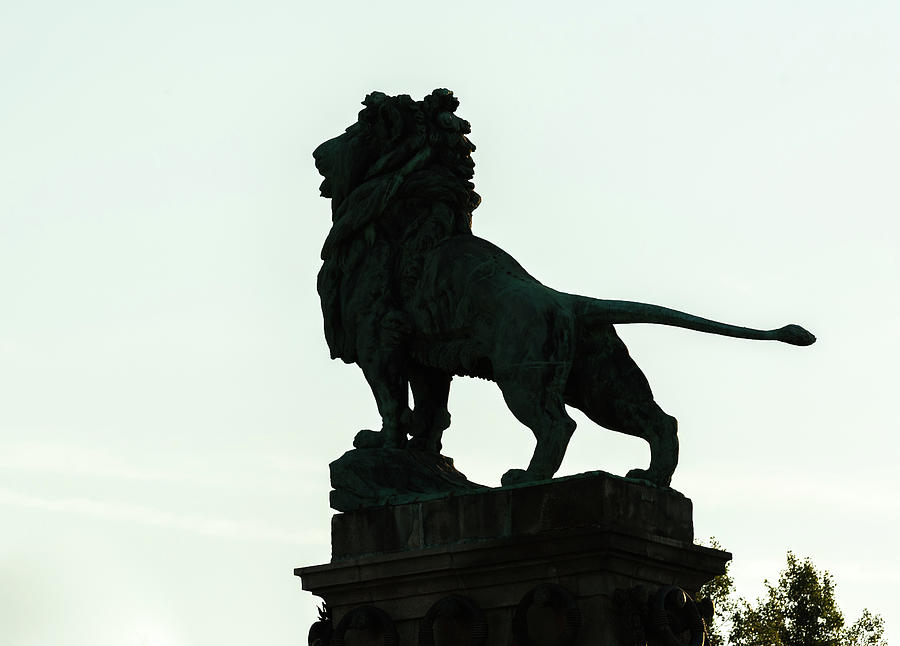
[329,447,487,511]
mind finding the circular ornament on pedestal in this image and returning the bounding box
[650,586,706,646]
[332,606,398,646]
[418,594,488,646]
[511,583,581,646]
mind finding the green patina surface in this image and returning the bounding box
[314,89,815,508]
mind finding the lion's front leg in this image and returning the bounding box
[353,381,408,449]
[406,364,452,453]
[354,360,410,449]
[354,311,412,450]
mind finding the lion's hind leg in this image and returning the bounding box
[566,330,679,487]
[607,400,678,487]
[497,375,576,486]
[570,388,678,487]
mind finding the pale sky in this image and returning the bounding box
[2,2,898,644]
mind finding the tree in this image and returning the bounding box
[696,538,737,646]
[843,610,888,646]
[730,552,844,646]
[696,547,886,646]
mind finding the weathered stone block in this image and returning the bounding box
[331,501,422,558]
[330,470,691,560]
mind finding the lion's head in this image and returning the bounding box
[315,90,482,362]
[314,89,480,247]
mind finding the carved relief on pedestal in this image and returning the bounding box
[331,606,398,646]
[511,584,582,646]
[419,594,488,646]
[615,585,714,646]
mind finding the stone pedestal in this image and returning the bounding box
[297,471,730,645]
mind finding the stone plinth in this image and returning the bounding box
[297,471,730,645]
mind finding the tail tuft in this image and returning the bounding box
[776,324,816,346]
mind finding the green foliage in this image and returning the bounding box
[843,610,887,646]
[730,552,844,646]
[694,545,886,646]
[696,538,736,646]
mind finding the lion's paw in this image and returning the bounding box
[501,469,532,486]
[383,434,407,449]
[407,437,441,453]
[353,429,385,449]
[625,468,671,488]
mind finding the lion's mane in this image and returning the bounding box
[317,89,481,363]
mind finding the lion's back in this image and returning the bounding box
[406,234,575,376]
[412,235,545,321]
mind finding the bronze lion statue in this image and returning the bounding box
[314,89,815,487]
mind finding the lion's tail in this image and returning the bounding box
[575,297,816,346]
